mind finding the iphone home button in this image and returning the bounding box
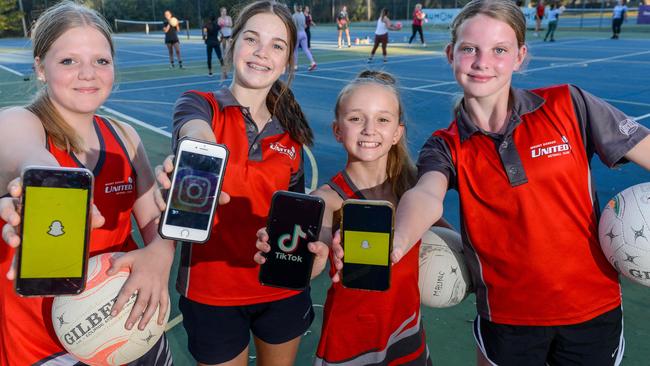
[180,229,190,238]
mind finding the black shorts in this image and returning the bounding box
[179,290,314,364]
[473,306,624,366]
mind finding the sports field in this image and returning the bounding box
[1,21,649,365]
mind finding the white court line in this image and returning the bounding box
[99,106,172,138]
[108,99,175,106]
[296,72,460,97]
[0,64,25,77]
[165,314,183,332]
[411,81,457,90]
[316,53,445,72]
[634,112,650,122]
[413,50,650,90]
[330,67,449,84]
[304,145,318,193]
[118,49,169,58]
[524,50,650,73]
[112,79,219,94]
[603,99,650,109]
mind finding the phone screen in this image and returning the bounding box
[17,167,92,296]
[260,192,324,290]
[166,150,224,230]
[20,186,89,278]
[342,202,393,291]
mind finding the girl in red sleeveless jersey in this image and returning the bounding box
[390,0,650,365]
[256,70,451,365]
[0,2,174,365]
[155,2,315,365]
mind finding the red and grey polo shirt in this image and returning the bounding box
[172,88,305,306]
[418,84,649,326]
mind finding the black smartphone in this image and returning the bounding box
[16,166,93,296]
[159,137,229,243]
[341,199,394,291]
[259,191,325,290]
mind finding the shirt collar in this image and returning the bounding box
[213,87,284,133]
[456,88,546,142]
[213,88,241,111]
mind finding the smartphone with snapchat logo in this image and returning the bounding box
[341,199,393,291]
[159,138,228,243]
[259,191,324,290]
[15,166,93,297]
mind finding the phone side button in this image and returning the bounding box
[180,229,190,238]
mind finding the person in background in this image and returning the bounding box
[304,5,315,49]
[543,2,560,42]
[163,9,183,68]
[368,8,402,63]
[218,7,233,60]
[337,5,352,48]
[408,3,427,47]
[203,15,225,78]
[611,0,628,39]
[534,0,545,36]
[293,4,317,71]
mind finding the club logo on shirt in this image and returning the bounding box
[269,142,296,160]
[618,118,639,136]
[530,136,571,159]
[104,176,134,195]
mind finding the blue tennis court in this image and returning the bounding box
[1,22,649,365]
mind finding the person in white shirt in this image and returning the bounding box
[611,0,627,39]
[367,8,401,63]
[543,2,560,42]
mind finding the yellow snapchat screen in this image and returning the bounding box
[21,186,89,278]
[343,230,390,266]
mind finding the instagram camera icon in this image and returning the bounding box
[176,168,214,212]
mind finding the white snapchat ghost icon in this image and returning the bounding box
[47,220,65,237]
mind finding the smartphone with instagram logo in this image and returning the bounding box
[259,191,324,290]
[159,138,228,243]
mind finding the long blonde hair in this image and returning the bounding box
[28,1,114,153]
[334,70,416,199]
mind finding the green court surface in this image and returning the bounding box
[1,22,650,365]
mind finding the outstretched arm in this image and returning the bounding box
[392,171,448,263]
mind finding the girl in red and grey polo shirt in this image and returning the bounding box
[392,1,650,365]
[157,2,315,365]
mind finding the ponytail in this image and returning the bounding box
[27,90,84,152]
[266,80,314,146]
[387,138,417,200]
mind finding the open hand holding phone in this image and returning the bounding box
[259,191,324,290]
[341,199,394,291]
[15,166,93,296]
[159,138,228,243]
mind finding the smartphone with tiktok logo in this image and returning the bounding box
[259,191,324,290]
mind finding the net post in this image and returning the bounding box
[114,18,118,32]
[186,20,190,40]
[146,23,150,35]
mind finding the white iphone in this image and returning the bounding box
[159,137,228,243]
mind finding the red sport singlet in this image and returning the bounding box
[0,116,138,365]
[315,171,431,366]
